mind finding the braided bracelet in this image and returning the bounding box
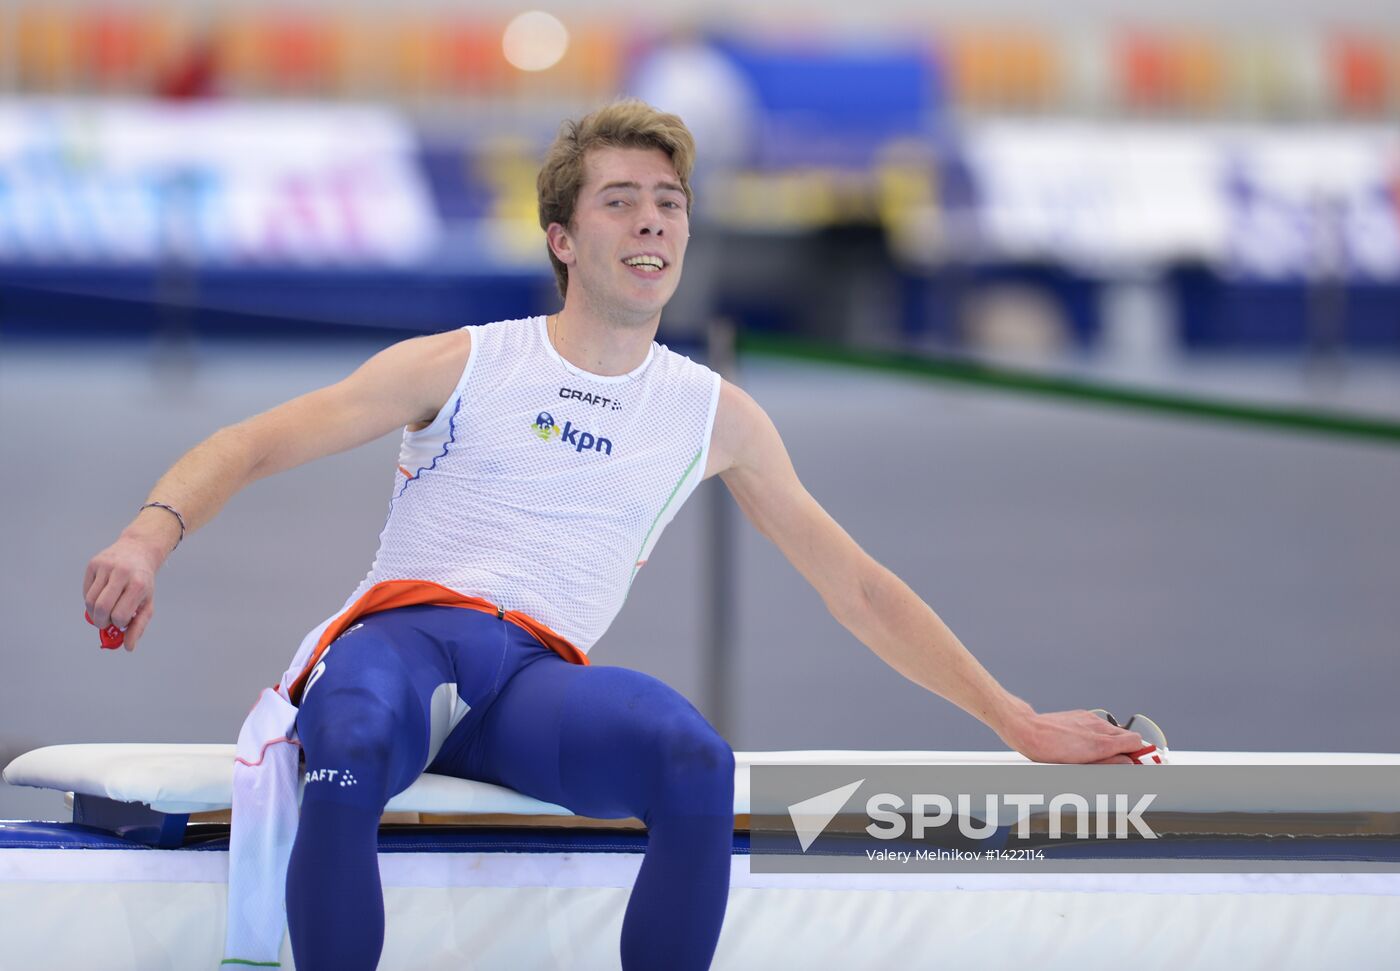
[140,501,187,550]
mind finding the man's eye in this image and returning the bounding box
[662,201,681,209]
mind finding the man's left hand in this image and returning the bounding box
[1001,708,1146,764]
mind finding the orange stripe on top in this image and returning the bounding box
[398,465,415,479]
[286,579,587,705]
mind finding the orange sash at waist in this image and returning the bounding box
[286,579,588,705]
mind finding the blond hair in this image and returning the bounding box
[537,99,696,299]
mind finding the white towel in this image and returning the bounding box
[222,686,300,968]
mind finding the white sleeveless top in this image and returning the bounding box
[346,315,721,652]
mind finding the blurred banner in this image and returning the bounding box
[0,100,439,265]
[962,122,1400,280]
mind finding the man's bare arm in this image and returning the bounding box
[707,380,1144,764]
[82,328,472,649]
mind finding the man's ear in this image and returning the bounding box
[546,222,574,266]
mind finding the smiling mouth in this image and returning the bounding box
[622,256,666,273]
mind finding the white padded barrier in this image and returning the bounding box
[6,744,1400,817]
[5,745,1400,970]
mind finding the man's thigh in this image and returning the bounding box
[297,605,513,794]
[456,657,724,820]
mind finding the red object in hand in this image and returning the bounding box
[1127,744,1165,765]
[85,611,125,650]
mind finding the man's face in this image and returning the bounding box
[548,146,689,323]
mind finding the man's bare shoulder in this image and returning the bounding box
[705,379,771,479]
[319,327,474,433]
[378,328,474,428]
[398,326,473,365]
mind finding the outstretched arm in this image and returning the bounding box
[706,380,1144,764]
[82,328,472,650]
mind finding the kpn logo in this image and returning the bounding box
[532,412,614,456]
[788,779,1158,851]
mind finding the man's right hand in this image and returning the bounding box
[76,328,473,653]
[83,519,173,652]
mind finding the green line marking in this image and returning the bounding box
[627,448,704,594]
[738,333,1400,447]
[220,961,280,968]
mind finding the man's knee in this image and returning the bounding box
[663,717,735,781]
[299,689,409,773]
[645,711,735,812]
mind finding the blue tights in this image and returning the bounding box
[286,605,734,970]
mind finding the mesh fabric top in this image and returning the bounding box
[348,316,721,652]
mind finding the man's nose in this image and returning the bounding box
[635,202,664,236]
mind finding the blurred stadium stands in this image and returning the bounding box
[0,1,1397,352]
[3,3,1397,119]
